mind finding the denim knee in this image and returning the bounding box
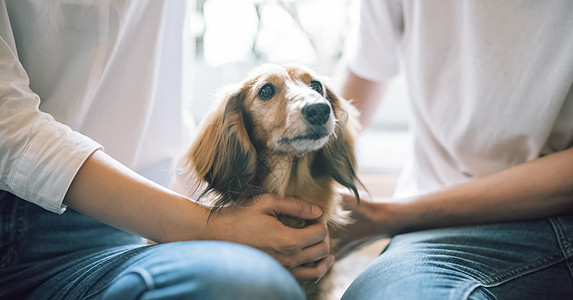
[343,218,573,300]
[342,245,485,300]
[342,227,502,300]
[97,241,304,300]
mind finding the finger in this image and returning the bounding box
[271,196,323,220]
[292,221,329,249]
[298,238,331,265]
[290,255,335,282]
[272,222,328,264]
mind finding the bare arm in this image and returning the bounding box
[388,147,573,234]
[64,150,333,281]
[338,69,573,256]
[339,142,573,258]
[63,150,211,243]
[339,67,391,127]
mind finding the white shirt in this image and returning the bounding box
[347,0,573,198]
[0,0,194,213]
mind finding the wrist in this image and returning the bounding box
[387,192,458,235]
[383,199,418,236]
[373,200,403,237]
[153,197,214,243]
[353,199,401,238]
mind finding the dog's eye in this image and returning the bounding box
[310,80,323,94]
[258,83,276,100]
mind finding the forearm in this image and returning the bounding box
[64,150,334,280]
[390,148,573,234]
[339,67,390,127]
[64,150,212,243]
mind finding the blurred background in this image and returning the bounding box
[189,0,411,185]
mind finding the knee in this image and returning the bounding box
[178,241,304,299]
[342,250,476,300]
[101,241,304,300]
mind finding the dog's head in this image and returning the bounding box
[244,64,337,154]
[176,64,361,210]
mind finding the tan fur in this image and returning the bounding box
[174,64,363,299]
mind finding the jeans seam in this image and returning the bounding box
[461,282,498,300]
[455,253,565,300]
[48,254,121,300]
[40,246,146,300]
[81,246,155,300]
[459,282,483,300]
[84,267,156,300]
[0,193,26,269]
[548,217,573,278]
[479,252,564,288]
[130,267,156,290]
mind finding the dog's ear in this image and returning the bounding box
[181,85,257,210]
[319,86,365,202]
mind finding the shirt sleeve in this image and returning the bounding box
[0,7,102,214]
[346,0,404,81]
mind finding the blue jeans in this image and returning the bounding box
[0,191,304,299]
[342,215,573,299]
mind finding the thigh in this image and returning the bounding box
[1,192,304,300]
[342,216,573,300]
[0,191,145,299]
[0,191,143,268]
[33,241,304,300]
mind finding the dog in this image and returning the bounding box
[173,63,363,299]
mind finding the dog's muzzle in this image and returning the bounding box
[276,100,334,152]
[302,102,331,126]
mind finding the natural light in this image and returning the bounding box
[191,0,411,183]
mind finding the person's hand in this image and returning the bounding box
[334,188,395,260]
[205,193,334,282]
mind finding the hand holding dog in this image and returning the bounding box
[206,193,335,282]
[336,145,573,260]
[335,190,394,259]
[65,151,333,282]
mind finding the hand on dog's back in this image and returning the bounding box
[204,193,334,282]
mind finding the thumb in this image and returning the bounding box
[273,197,323,220]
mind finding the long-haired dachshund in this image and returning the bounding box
[174,63,362,299]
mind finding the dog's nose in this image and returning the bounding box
[302,102,331,125]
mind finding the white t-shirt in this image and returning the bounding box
[347,0,573,198]
[0,0,194,213]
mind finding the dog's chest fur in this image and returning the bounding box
[257,151,341,226]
